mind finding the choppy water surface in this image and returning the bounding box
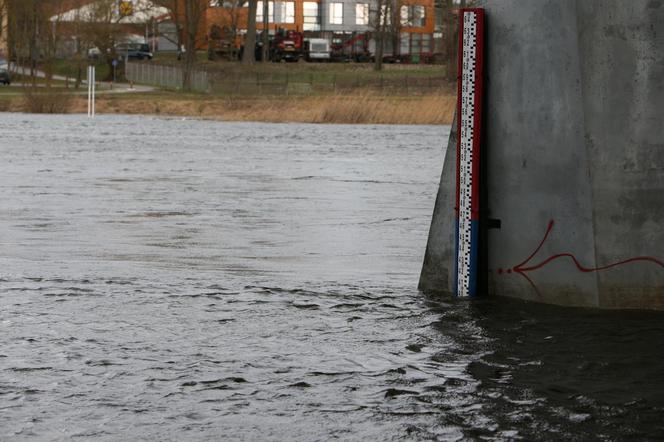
[1,114,663,441]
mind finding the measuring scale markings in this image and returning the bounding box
[455,9,484,297]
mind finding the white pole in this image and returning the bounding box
[87,66,91,117]
[92,66,96,118]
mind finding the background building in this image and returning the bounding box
[204,0,435,59]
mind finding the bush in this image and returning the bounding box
[22,87,74,114]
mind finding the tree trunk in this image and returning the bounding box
[243,0,257,64]
[373,29,383,71]
[261,0,269,62]
[444,0,465,82]
[182,0,198,91]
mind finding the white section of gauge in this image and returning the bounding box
[456,11,478,297]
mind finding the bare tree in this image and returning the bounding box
[153,0,183,55]
[261,0,268,62]
[3,0,67,86]
[66,2,96,88]
[207,0,246,61]
[43,0,159,85]
[227,0,247,60]
[72,0,129,83]
[370,0,399,71]
[182,0,206,89]
[155,0,207,90]
[243,0,257,64]
[227,0,246,60]
[6,0,42,83]
[0,0,8,58]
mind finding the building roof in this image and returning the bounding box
[50,0,169,24]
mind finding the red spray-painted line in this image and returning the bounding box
[504,220,664,293]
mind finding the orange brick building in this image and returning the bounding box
[201,0,436,58]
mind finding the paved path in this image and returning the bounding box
[6,64,155,94]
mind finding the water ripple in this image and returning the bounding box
[0,115,663,440]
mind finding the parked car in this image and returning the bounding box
[116,43,153,60]
[0,67,10,85]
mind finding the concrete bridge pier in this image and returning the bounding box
[420,0,664,309]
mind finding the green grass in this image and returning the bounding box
[146,51,449,97]
[33,53,446,93]
[46,59,111,82]
[151,51,446,79]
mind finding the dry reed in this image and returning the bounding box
[5,91,456,125]
[22,88,74,114]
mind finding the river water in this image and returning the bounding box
[0,114,663,441]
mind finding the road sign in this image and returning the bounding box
[119,1,134,17]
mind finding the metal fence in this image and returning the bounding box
[125,62,209,92]
[126,61,444,96]
[208,72,444,96]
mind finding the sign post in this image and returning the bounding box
[112,58,118,86]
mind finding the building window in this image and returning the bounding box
[277,1,295,23]
[257,1,275,23]
[421,33,432,52]
[303,1,320,31]
[400,5,409,25]
[412,5,425,27]
[410,33,422,53]
[329,2,343,25]
[355,3,369,25]
[209,0,236,7]
[400,5,426,27]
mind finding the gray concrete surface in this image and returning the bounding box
[420,0,664,309]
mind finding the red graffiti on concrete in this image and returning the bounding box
[498,220,664,292]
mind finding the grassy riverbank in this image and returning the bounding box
[1,59,455,124]
[0,89,455,125]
